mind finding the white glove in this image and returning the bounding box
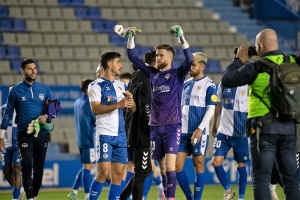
[114,24,141,38]
[27,120,35,134]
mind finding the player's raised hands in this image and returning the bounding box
[169,25,184,37]
[114,24,141,38]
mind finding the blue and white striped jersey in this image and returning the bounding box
[88,78,126,136]
[0,104,17,148]
[181,76,218,135]
[217,83,248,137]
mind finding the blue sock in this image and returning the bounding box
[143,171,154,197]
[176,170,193,199]
[89,180,103,200]
[12,188,20,199]
[194,173,205,200]
[153,175,162,185]
[82,169,91,194]
[73,168,83,190]
[108,184,121,200]
[214,165,230,190]
[125,171,134,185]
[237,166,247,199]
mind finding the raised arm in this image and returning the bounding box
[169,25,193,78]
[114,24,152,77]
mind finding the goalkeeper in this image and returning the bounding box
[115,24,193,199]
[0,58,55,200]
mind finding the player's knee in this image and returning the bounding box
[194,162,204,173]
[211,158,222,167]
[12,164,21,174]
[237,162,246,167]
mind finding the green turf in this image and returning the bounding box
[0,184,285,200]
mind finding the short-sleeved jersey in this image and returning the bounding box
[217,83,248,137]
[181,76,218,135]
[0,104,17,148]
[88,78,126,136]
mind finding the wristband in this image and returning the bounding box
[0,129,5,138]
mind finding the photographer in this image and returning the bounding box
[221,28,300,200]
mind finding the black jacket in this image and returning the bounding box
[125,70,151,146]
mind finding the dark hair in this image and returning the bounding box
[132,63,139,72]
[154,44,175,56]
[100,52,121,70]
[80,79,93,94]
[144,50,156,66]
[120,72,132,80]
[21,58,35,70]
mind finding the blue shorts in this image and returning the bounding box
[97,133,128,164]
[178,133,209,156]
[2,146,20,168]
[150,124,181,160]
[127,146,133,162]
[212,133,250,163]
[79,147,96,164]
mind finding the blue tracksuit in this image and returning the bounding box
[74,95,96,148]
[1,80,52,134]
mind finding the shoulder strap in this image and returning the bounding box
[251,90,271,110]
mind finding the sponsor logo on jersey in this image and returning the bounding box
[39,94,44,101]
[88,90,96,98]
[103,153,108,159]
[196,86,201,91]
[165,73,170,79]
[152,85,170,92]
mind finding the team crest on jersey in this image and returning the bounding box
[119,87,123,91]
[89,90,96,98]
[211,95,218,102]
[39,94,44,101]
[107,96,111,102]
[165,73,170,79]
[224,98,230,104]
[240,90,245,96]
[196,86,201,91]
[103,153,108,159]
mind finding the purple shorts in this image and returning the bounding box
[150,124,181,160]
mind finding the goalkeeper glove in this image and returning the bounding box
[169,25,189,48]
[114,24,141,38]
[27,119,41,137]
[41,123,54,132]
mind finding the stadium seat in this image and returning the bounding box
[16,33,30,45]
[100,8,113,19]
[0,74,15,85]
[0,46,7,59]
[88,7,101,19]
[36,7,49,19]
[33,47,47,59]
[41,74,56,85]
[0,60,12,73]
[58,0,70,6]
[40,20,53,32]
[71,0,84,6]
[26,20,39,32]
[0,19,12,31]
[10,60,22,73]
[7,46,20,58]
[92,20,105,32]
[22,7,36,19]
[52,61,66,73]
[74,7,87,19]
[190,47,203,53]
[12,19,26,31]
[47,47,61,59]
[43,33,57,45]
[49,7,62,19]
[206,60,221,73]
[74,47,87,59]
[30,33,43,45]
[57,34,70,46]
[8,7,22,18]
[86,47,99,59]
[56,75,70,85]
[0,6,9,17]
[20,47,34,58]
[69,34,83,46]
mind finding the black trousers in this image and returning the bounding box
[120,146,152,200]
[17,132,50,199]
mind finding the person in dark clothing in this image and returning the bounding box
[120,52,153,200]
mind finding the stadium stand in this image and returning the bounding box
[0,0,298,156]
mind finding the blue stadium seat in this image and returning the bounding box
[71,0,84,6]
[7,46,20,58]
[88,8,101,19]
[0,19,12,31]
[172,60,182,69]
[0,46,6,59]
[190,47,203,53]
[138,46,152,58]
[58,0,70,5]
[12,19,26,31]
[205,60,221,73]
[109,34,127,46]
[174,47,185,60]
[11,59,22,73]
[0,6,9,18]
[0,34,3,44]
[92,20,105,32]
[104,20,116,32]
[74,7,87,19]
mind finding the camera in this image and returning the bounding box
[234,45,257,57]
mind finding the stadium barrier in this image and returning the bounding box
[0,157,252,190]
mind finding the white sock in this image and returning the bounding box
[28,198,34,200]
[225,188,232,193]
[269,183,277,190]
[157,183,163,190]
[85,193,90,198]
[34,197,37,200]
[238,198,244,200]
[72,190,78,195]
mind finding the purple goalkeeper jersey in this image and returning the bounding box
[127,47,193,126]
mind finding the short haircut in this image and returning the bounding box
[21,58,35,70]
[144,50,156,66]
[132,63,139,72]
[100,52,121,70]
[80,79,93,94]
[154,44,175,56]
[120,72,132,80]
[193,52,208,64]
